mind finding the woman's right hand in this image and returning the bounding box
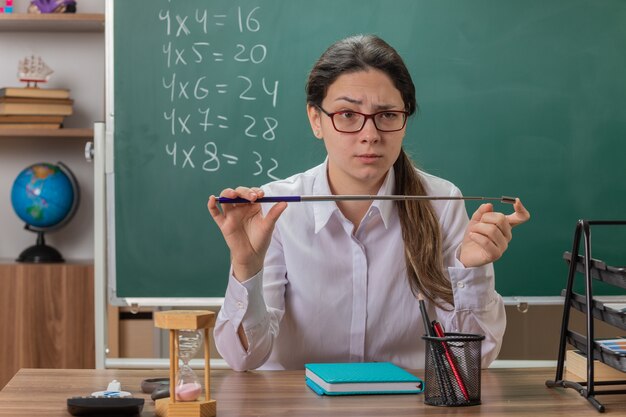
[208,187,287,282]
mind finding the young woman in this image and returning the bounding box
[207,34,530,371]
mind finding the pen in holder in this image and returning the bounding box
[422,332,485,407]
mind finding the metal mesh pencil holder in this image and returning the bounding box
[422,332,485,406]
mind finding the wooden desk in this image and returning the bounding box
[1,368,626,416]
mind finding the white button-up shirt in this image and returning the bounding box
[214,160,506,371]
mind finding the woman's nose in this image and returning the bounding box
[359,118,380,143]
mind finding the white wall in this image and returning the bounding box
[0,0,104,261]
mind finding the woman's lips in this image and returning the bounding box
[356,154,382,163]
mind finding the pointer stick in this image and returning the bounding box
[217,195,517,204]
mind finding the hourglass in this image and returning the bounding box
[154,310,216,417]
[176,330,203,401]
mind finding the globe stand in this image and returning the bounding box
[16,230,64,263]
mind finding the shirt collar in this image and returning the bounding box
[312,158,396,233]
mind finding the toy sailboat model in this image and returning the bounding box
[18,55,54,87]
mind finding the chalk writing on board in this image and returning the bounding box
[158,5,281,180]
[164,141,279,180]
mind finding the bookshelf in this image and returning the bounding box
[0,9,101,386]
[0,127,93,139]
[0,14,105,135]
[0,13,104,32]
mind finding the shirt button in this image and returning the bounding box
[457,282,465,288]
[236,301,244,309]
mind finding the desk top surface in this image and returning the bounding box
[1,368,626,416]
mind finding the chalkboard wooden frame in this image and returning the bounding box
[105,0,626,306]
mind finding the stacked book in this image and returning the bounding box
[566,349,625,381]
[0,87,73,129]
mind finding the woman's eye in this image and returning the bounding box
[380,112,398,120]
[338,112,356,119]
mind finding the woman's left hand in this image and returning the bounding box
[459,198,530,268]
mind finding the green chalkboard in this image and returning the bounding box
[111,0,626,300]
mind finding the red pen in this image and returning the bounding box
[432,321,470,401]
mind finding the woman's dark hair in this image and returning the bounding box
[306,35,453,307]
[306,34,416,115]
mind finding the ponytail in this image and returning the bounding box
[394,149,453,307]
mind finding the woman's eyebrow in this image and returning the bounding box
[334,96,361,104]
[373,104,400,111]
[333,97,401,110]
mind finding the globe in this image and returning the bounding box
[10,162,79,263]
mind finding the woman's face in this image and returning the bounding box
[307,68,406,194]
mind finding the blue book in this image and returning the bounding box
[596,338,626,354]
[305,362,424,396]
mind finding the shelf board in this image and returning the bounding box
[0,13,104,32]
[0,127,93,139]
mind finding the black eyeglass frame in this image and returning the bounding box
[316,106,409,133]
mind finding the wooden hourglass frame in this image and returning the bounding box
[154,310,216,417]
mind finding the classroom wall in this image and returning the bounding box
[0,0,104,261]
[499,306,621,361]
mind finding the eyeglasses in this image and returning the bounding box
[317,106,408,133]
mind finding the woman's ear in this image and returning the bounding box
[307,104,323,139]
